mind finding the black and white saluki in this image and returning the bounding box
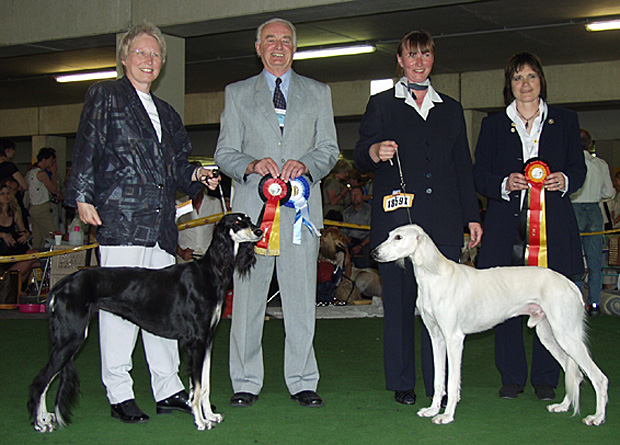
[372,224,608,426]
[28,213,262,432]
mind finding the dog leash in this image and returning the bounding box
[199,166,228,215]
[393,147,413,224]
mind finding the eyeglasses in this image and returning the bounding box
[133,49,161,60]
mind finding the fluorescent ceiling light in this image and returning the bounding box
[293,44,375,60]
[56,70,117,83]
[585,20,620,31]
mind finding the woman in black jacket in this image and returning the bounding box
[473,52,586,401]
[355,30,481,406]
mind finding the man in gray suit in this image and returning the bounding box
[215,18,339,408]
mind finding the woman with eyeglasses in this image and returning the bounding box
[65,22,220,424]
[473,52,586,402]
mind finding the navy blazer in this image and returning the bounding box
[354,88,480,248]
[66,76,201,255]
[473,105,586,276]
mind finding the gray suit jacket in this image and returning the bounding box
[215,70,339,233]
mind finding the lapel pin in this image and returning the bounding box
[548,118,555,125]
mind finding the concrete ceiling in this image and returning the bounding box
[1,0,620,111]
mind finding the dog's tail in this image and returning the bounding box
[54,359,80,427]
[27,369,48,421]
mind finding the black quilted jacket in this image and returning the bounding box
[65,76,202,255]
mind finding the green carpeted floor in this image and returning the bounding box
[0,314,618,444]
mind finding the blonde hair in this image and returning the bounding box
[118,21,167,64]
[0,184,20,219]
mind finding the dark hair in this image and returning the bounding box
[580,129,592,150]
[349,185,364,195]
[503,52,547,106]
[0,138,16,157]
[396,30,435,77]
[36,147,56,162]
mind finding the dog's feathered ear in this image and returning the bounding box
[412,232,441,274]
[235,242,257,276]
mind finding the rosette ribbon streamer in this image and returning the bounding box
[256,175,291,256]
[284,176,320,245]
[523,158,550,267]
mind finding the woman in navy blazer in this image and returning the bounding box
[473,53,586,401]
[355,31,482,405]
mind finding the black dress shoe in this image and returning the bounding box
[156,390,193,414]
[588,304,601,317]
[291,390,324,407]
[111,399,149,423]
[535,384,555,401]
[499,384,524,399]
[230,392,258,407]
[394,389,416,405]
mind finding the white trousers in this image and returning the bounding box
[99,244,184,404]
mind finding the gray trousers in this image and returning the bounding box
[229,228,320,395]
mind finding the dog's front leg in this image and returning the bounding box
[417,317,445,419]
[431,335,464,425]
[193,350,223,431]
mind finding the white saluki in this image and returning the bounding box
[372,224,608,426]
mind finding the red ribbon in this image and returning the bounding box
[524,159,550,268]
[256,176,289,255]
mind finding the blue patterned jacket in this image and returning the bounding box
[65,76,202,255]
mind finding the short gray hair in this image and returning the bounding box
[118,21,167,64]
[255,18,297,47]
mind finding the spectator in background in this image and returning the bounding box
[0,184,39,287]
[570,129,615,316]
[342,185,372,268]
[610,171,620,229]
[322,158,352,221]
[25,148,63,248]
[0,139,29,228]
[176,185,223,263]
[348,168,371,202]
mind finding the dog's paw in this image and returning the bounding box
[33,413,56,433]
[205,412,223,424]
[417,406,440,418]
[582,414,605,426]
[546,401,570,413]
[431,413,454,425]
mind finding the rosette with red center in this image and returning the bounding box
[523,158,550,267]
[255,174,291,256]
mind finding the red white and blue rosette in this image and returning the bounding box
[256,174,291,256]
[284,176,319,245]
